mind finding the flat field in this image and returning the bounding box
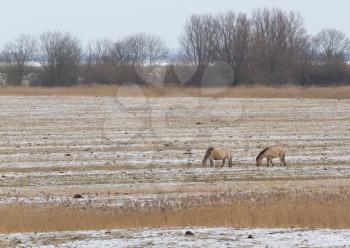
[0,94,349,246]
[2,227,350,248]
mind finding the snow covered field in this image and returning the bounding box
[1,227,350,248]
[0,97,349,206]
[0,96,349,245]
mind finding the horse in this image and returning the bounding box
[256,146,286,166]
[202,147,233,167]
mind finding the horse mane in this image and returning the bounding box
[256,147,269,160]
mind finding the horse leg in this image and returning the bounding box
[210,159,214,167]
[282,154,287,166]
[221,158,225,167]
[266,158,269,166]
[229,157,232,167]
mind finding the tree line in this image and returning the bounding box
[1,8,350,87]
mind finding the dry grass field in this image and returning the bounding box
[0,85,350,98]
[0,90,349,245]
[1,195,350,233]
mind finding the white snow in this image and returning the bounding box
[2,227,350,248]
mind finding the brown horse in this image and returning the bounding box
[202,147,233,167]
[256,146,286,166]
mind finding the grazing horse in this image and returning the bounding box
[202,147,233,167]
[256,146,286,166]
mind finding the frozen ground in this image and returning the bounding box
[0,96,350,246]
[0,97,349,207]
[1,227,350,248]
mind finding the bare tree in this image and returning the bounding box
[216,11,250,85]
[81,39,116,84]
[138,34,169,86]
[113,34,146,67]
[109,33,169,85]
[85,39,114,65]
[292,36,317,84]
[38,31,81,86]
[180,14,218,86]
[313,28,350,65]
[0,34,37,85]
[112,33,168,67]
[250,8,306,83]
[145,34,169,66]
[0,9,348,87]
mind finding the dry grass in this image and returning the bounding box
[1,192,350,233]
[0,85,350,98]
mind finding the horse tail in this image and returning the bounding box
[256,147,269,161]
[282,153,286,166]
[203,147,214,162]
[229,150,233,166]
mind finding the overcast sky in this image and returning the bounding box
[1,0,349,49]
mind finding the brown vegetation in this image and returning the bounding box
[1,195,350,233]
[0,85,350,98]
